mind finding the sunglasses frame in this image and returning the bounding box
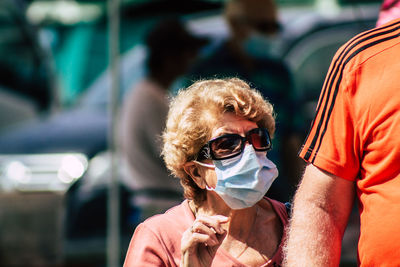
[196,128,272,161]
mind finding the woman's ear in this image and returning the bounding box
[183,161,206,189]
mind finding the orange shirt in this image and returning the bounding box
[299,18,400,266]
[123,198,288,267]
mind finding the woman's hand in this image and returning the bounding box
[180,214,229,267]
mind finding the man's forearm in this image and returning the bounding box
[283,164,354,267]
[283,196,343,266]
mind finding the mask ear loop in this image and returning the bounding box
[193,161,216,190]
[193,160,215,169]
[205,185,215,191]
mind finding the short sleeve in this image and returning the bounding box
[299,45,361,181]
[123,223,169,267]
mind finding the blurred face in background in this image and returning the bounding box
[225,0,281,58]
[225,0,279,42]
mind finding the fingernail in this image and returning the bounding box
[216,215,229,222]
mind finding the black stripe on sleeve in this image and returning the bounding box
[311,30,400,163]
[302,20,400,161]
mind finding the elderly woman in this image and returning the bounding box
[124,78,288,267]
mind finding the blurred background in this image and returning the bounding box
[0,0,382,266]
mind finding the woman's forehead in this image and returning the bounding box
[211,113,257,137]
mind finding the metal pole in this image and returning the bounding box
[107,0,121,266]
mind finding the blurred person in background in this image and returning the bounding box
[376,0,400,26]
[124,78,289,267]
[180,0,304,203]
[119,18,208,220]
[283,12,400,267]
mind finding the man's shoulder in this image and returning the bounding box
[335,19,400,68]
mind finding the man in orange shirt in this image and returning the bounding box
[284,18,400,266]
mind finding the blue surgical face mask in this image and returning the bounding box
[242,32,281,59]
[195,145,278,209]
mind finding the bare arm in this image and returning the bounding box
[283,164,355,267]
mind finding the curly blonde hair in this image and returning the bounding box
[162,78,275,204]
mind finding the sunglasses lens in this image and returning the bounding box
[210,135,242,159]
[197,129,271,160]
[248,129,271,150]
[254,21,280,34]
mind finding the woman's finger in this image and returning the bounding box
[181,214,229,255]
[190,231,220,246]
[191,222,219,244]
[194,214,229,235]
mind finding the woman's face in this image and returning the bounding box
[201,113,258,188]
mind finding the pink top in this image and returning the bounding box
[124,197,288,267]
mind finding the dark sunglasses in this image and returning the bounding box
[234,17,281,34]
[252,21,281,34]
[196,128,272,161]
